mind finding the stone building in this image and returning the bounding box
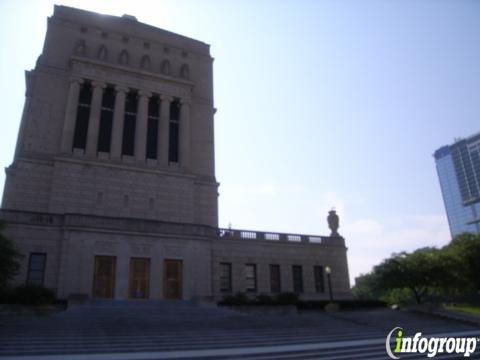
[0,6,351,301]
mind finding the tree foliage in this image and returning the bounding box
[0,220,22,291]
[352,233,480,304]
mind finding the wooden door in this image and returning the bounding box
[129,258,150,299]
[164,260,183,299]
[93,256,116,298]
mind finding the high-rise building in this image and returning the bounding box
[0,6,351,301]
[434,132,480,238]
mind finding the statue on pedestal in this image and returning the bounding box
[327,209,340,237]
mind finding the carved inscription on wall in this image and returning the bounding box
[94,241,117,253]
[130,244,152,256]
[164,245,185,258]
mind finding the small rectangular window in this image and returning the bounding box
[219,263,232,292]
[314,266,325,293]
[270,264,281,293]
[27,253,46,286]
[292,265,303,293]
[245,264,257,292]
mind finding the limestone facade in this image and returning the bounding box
[1,6,351,301]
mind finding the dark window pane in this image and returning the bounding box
[270,264,281,293]
[220,263,232,292]
[27,253,46,286]
[125,91,138,113]
[146,118,158,159]
[148,96,159,117]
[170,101,180,121]
[292,265,303,293]
[78,82,92,105]
[122,114,136,156]
[314,266,325,293]
[168,122,179,163]
[102,86,115,109]
[97,110,113,153]
[73,105,90,150]
[245,264,257,292]
[122,91,137,156]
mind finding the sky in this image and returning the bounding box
[1,0,479,285]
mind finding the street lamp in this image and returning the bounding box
[325,266,333,302]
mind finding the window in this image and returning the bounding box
[27,253,46,286]
[270,264,281,293]
[129,258,150,299]
[245,264,257,292]
[73,81,92,150]
[168,100,180,163]
[146,96,159,160]
[314,266,325,293]
[219,263,232,292]
[97,86,115,153]
[292,265,303,293]
[122,91,137,156]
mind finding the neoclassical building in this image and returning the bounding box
[1,6,351,301]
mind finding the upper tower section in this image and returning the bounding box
[4,6,218,227]
[17,5,215,178]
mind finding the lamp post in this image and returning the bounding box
[325,266,333,302]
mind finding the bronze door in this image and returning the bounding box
[129,258,150,299]
[93,256,116,298]
[164,259,183,299]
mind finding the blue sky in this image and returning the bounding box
[1,0,479,285]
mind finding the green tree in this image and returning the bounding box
[0,220,22,291]
[446,233,480,292]
[373,248,447,304]
[352,272,381,299]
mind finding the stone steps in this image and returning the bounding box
[0,301,478,357]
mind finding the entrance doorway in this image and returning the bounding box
[93,256,116,298]
[129,258,150,299]
[164,259,183,299]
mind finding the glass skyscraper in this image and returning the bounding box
[434,133,480,238]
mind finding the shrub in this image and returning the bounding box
[0,220,23,291]
[0,287,14,304]
[9,285,56,305]
[255,294,274,305]
[297,299,387,311]
[276,292,299,305]
[220,292,249,306]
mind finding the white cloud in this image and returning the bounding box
[347,213,451,286]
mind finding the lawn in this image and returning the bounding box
[445,304,480,317]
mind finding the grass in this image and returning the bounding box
[445,304,480,317]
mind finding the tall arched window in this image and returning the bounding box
[118,49,129,65]
[140,55,151,70]
[97,45,108,61]
[161,60,171,75]
[74,39,86,56]
[180,64,190,79]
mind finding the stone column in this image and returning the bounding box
[85,81,106,157]
[60,77,83,153]
[135,90,151,162]
[110,86,128,160]
[179,98,191,169]
[158,95,172,166]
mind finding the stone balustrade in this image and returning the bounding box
[217,228,344,246]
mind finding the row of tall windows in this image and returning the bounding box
[219,263,326,294]
[72,81,180,162]
[92,256,183,299]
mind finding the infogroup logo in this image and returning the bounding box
[385,327,479,359]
